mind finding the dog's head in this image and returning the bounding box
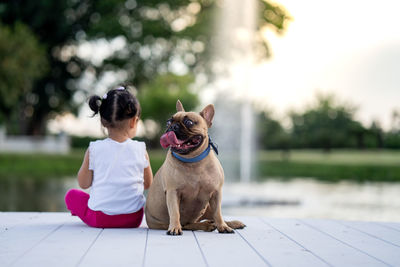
[160,100,214,155]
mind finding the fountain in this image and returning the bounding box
[210,0,258,182]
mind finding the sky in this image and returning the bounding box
[49,0,400,136]
[252,0,400,129]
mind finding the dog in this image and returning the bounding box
[145,100,245,235]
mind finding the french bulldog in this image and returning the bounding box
[145,100,245,235]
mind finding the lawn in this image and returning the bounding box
[0,149,166,180]
[0,149,399,182]
[258,150,400,182]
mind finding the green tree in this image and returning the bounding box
[365,121,384,148]
[258,111,290,150]
[289,93,364,150]
[0,0,290,135]
[0,22,48,130]
[384,110,400,149]
[138,73,199,145]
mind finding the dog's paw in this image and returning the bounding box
[217,224,234,234]
[227,220,246,229]
[203,221,217,232]
[167,225,183,236]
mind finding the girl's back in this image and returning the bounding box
[88,138,148,215]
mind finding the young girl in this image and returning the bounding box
[65,86,153,228]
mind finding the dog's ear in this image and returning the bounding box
[200,104,215,128]
[176,100,185,112]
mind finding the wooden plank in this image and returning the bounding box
[79,228,148,267]
[194,227,268,267]
[378,222,400,232]
[0,212,38,225]
[302,219,400,266]
[144,229,206,267]
[12,215,102,267]
[234,217,328,267]
[0,212,40,234]
[340,221,400,247]
[0,212,70,266]
[2,213,400,267]
[265,218,387,267]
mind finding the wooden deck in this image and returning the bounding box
[1,212,400,267]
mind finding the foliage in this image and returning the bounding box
[70,136,98,149]
[384,132,400,149]
[257,0,292,57]
[289,94,363,150]
[256,93,400,150]
[0,22,48,126]
[0,0,290,135]
[138,73,199,144]
[258,112,290,149]
[138,73,199,122]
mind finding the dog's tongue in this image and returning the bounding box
[160,131,184,148]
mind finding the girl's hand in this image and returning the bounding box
[78,149,93,189]
[144,151,153,190]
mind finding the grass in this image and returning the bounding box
[257,150,400,182]
[0,149,399,182]
[0,149,167,180]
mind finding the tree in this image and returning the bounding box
[0,22,48,131]
[289,93,364,150]
[257,111,290,150]
[0,0,290,135]
[137,73,199,146]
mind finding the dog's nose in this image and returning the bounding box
[171,123,180,131]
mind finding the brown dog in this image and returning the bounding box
[145,100,245,235]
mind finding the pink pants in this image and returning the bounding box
[65,189,144,228]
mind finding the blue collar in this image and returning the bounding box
[172,137,218,163]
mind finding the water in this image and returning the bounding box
[223,179,400,222]
[1,177,400,222]
[0,177,76,212]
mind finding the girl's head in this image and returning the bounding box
[88,86,141,137]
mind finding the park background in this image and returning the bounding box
[0,0,399,221]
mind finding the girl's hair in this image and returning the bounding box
[88,86,141,128]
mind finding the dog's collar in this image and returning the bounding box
[171,137,218,163]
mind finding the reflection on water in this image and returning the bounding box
[1,177,400,222]
[223,178,400,222]
[0,177,77,212]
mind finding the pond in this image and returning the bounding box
[1,177,400,222]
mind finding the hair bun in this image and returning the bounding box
[126,100,137,117]
[88,95,102,115]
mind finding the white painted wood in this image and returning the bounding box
[144,229,206,267]
[234,217,328,267]
[79,228,148,267]
[303,219,400,266]
[340,220,400,247]
[379,222,400,232]
[0,212,69,266]
[0,212,38,225]
[265,218,387,267]
[13,215,102,267]
[194,228,268,267]
[2,213,400,267]
[0,212,40,234]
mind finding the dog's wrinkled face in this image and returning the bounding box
[160,100,214,155]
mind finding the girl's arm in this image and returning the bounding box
[143,151,153,190]
[78,149,93,189]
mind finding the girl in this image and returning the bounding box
[65,86,153,228]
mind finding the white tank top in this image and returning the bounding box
[87,138,148,215]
